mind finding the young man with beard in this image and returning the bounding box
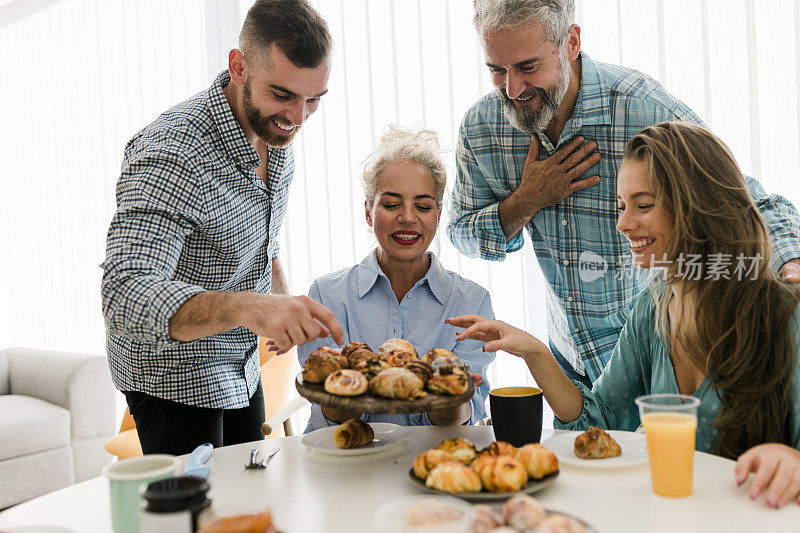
[101,0,344,455]
[448,0,800,388]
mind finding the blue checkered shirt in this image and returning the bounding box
[448,52,800,382]
[102,70,294,409]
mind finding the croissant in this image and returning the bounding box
[412,449,457,479]
[427,371,469,396]
[341,341,371,359]
[436,438,477,464]
[573,426,621,459]
[476,441,517,460]
[353,358,390,380]
[333,418,374,449]
[383,350,418,367]
[368,367,426,400]
[345,346,380,368]
[535,514,586,533]
[469,505,505,532]
[403,360,433,385]
[425,462,482,493]
[302,347,347,383]
[502,494,546,530]
[324,369,368,396]
[378,338,417,358]
[515,443,559,479]
[470,455,527,492]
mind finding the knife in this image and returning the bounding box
[184,443,213,479]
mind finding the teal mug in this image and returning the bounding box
[102,454,181,533]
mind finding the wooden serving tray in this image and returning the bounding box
[295,372,476,414]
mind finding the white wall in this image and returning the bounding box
[2,0,800,429]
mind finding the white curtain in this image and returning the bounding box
[2,0,799,430]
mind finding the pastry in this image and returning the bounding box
[425,462,482,493]
[502,494,546,530]
[535,514,586,533]
[476,441,517,459]
[353,358,390,380]
[368,367,426,400]
[377,338,417,358]
[383,349,418,368]
[436,438,477,464]
[515,444,559,479]
[573,426,621,459]
[471,455,527,492]
[333,418,374,449]
[429,355,470,375]
[344,345,380,368]
[422,347,457,365]
[428,371,469,395]
[403,360,433,386]
[301,347,347,383]
[468,505,504,533]
[413,449,458,479]
[323,369,368,396]
[341,341,371,359]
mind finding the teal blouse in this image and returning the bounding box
[554,285,800,454]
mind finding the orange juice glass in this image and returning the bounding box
[635,394,701,498]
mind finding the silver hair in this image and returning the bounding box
[473,0,575,44]
[362,125,447,207]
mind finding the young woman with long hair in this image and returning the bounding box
[450,121,800,508]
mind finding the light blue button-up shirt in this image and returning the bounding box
[297,250,495,432]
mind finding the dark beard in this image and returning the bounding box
[242,78,298,148]
[498,56,570,134]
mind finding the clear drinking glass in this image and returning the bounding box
[635,393,701,497]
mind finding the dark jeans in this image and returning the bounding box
[550,343,594,390]
[124,382,265,455]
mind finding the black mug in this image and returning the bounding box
[489,386,543,447]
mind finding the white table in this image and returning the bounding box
[1,426,798,532]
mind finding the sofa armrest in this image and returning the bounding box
[0,350,8,395]
[3,347,116,441]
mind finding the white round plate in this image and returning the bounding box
[301,422,409,456]
[541,430,649,469]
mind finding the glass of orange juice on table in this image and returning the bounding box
[635,393,701,498]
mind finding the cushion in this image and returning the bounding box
[0,395,70,459]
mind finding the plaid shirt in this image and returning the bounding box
[448,52,800,381]
[102,70,294,409]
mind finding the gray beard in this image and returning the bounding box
[498,55,571,134]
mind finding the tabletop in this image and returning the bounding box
[1,426,799,532]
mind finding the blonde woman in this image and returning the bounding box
[451,122,800,508]
[297,126,495,431]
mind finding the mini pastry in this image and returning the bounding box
[429,354,470,374]
[422,348,457,365]
[515,443,559,479]
[324,369,368,396]
[425,462,482,493]
[341,341,371,359]
[333,418,374,448]
[427,371,469,395]
[468,505,504,532]
[383,349,418,368]
[535,514,586,533]
[436,438,477,464]
[476,441,517,459]
[378,338,418,358]
[413,449,457,479]
[502,494,546,530]
[301,347,347,383]
[403,360,433,386]
[344,346,380,368]
[353,358,390,380]
[368,367,426,400]
[470,455,527,492]
[573,426,621,459]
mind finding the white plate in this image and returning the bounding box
[541,430,649,469]
[301,422,409,456]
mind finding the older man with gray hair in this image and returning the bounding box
[448,0,800,387]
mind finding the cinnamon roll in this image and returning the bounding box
[323,369,368,396]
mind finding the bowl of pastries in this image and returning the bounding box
[408,438,560,501]
[467,494,597,533]
[296,339,476,414]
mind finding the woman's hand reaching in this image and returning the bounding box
[447,315,548,359]
[735,443,800,509]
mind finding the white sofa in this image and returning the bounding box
[0,347,116,509]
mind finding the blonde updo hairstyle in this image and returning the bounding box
[362,125,447,210]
